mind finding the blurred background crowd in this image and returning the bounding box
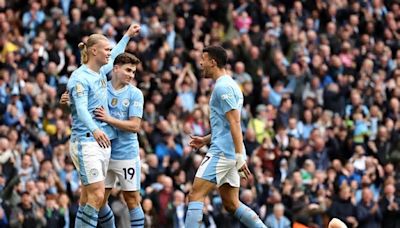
[1,0,400,227]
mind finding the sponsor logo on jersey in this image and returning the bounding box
[221,93,233,100]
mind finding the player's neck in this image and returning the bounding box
[111,79,125,90]
[86,61,102,73]
[213,68,228,81]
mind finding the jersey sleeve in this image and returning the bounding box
[100,35,130,75]
[69,78,99,132]
[129,88,144,118]
[215,85,239,114]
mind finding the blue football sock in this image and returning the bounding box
[74,205,84,228]
[75,203,99,228]
[129,206,145,228]
[234,203,266,228]
[185,201,204,228]
[98,204,115,228]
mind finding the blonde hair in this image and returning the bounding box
[78,34,108,64]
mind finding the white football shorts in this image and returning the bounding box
[195,153,240,188]
[70,141,111,185]
[105,157,141,191]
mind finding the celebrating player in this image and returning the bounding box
[184,46,266,228]
[95,52,144,228]
[66,24,140,227]
[62,52,144,228]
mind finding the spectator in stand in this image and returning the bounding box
[379,184,400,228]
[356,187,382,228]
[175,63,198,113]
[329,185,358,228]
[265,203,291,228]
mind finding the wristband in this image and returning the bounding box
[235,153,246,170]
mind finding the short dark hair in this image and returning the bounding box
[113,53,141,66]
[203,45,228,68]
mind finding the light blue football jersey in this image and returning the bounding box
[108,82,144,160]
[208,75,244,160]
[67,35,130,142]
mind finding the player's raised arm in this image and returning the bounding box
[100,24,141,75]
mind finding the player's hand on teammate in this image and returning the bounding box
[60,91,69,105]
[125,23,141,37]
[94,106,110,123]
[189,135,207,149]
[93,129,111,148]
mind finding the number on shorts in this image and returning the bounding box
[123,167,135,180]
[200,156,210,167]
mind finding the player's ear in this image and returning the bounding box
[210,58,217,67]
[91,46,97,56]
[113,64,119,72]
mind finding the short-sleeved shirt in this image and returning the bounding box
[108,82,144,160]
[208,75,244,160]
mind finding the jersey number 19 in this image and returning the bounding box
[123,167,135,179]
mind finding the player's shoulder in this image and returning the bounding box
[213,85,235,102]
[128,84,144,97]
[215,78,237,93]
[68,66,89,84]
[68,74,92,94]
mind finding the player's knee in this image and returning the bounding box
[79,196,88,206]
[187,189,202,202]
[87,191,105,209]
[222,199,239,213]
[124,192,141,209]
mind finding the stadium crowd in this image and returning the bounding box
[1,0,400,227]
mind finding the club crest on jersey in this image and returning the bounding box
[122,98,130,107]
[101,79,106,88]
[111,98,118,107]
